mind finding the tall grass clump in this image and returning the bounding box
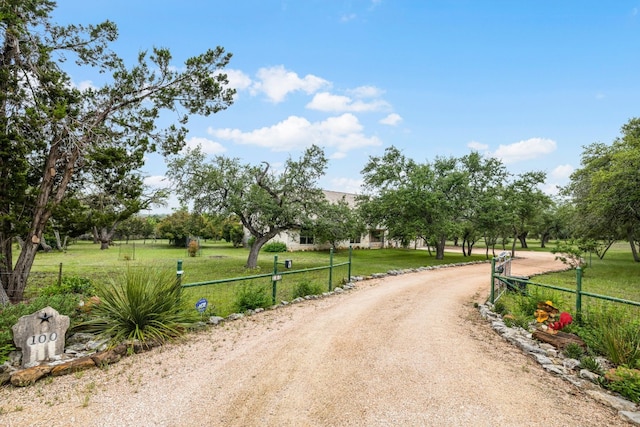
[78,267,198,346]
[233,283,270,312]
[292,280,324,299]
[579,307,640,368]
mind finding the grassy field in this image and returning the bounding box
[22,239,488,315]
[20,239,640,314]
[26,239,487,283]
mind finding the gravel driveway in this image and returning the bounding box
[0,251,628,426]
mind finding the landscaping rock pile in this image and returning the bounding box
[479,303,640,426]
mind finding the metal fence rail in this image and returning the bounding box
[181,248,353,317]
[490,261,640,315]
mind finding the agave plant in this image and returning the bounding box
[79,267,198,346]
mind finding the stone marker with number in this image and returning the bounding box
[12,306,70,367]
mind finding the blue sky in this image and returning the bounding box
[52,1,640,212]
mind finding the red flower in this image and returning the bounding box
[548,312,573,331]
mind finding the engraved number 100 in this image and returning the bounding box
[28,332,58,345]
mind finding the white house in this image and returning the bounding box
[266,190,387,251]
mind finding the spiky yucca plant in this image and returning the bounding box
[79,267,198,345]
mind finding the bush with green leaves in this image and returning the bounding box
[563,342,585,359]
[40,276,94,297]
[78,267,198,346]
[580,356,603,375]
[292,280,324,299]
[233,283,270,312]
[262,242,287,253]
[0,293,82,363]
[603,366,640,403]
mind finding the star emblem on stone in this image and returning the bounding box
[38,312,52,323]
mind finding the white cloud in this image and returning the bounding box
[327,177,364,194]
[144,175,170,189]
[380,113,402,126]
[348,85,384,98]
[220,69,252,91]
[250,65,330,103]
[541,183,561,196]
[70,80,96,91]
[550,164,574,180]
[208,113,381,154]
[595,91,606,100]
[184,136,227,155]
[493,137,557,164]
[307,92,390,112]
[467,140,489,151]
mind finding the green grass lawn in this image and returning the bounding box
[26,239,488,286]
[20,239,640,314]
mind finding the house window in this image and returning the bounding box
[350,235,362,244]
[369,230,384,243]
[299,229,314,245]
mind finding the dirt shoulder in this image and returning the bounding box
[0,251,629,426]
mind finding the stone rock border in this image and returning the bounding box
[479,303,640,426]
[1,259,491,388]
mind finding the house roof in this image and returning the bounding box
[322,190,358,206]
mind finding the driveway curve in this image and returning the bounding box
[0,251,628,426]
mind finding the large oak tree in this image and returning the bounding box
[167,145,328,269]
[0,0,235,303]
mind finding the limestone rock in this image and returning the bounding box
[585,389,637,412]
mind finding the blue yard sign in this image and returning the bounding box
[195,298,208,313]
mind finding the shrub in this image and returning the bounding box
[292,280,324,299]
[188,240,199,257]
[77,267,198,346]
[604,366,640,403]
[580,356,603,375]
[563,342,585,359]
[234,283,270,312]
[551,240,587,270]
[40,276,94,297]
[262,242,287,253]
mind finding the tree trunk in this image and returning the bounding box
[628,228,640,262]
[6,241,39,303]
[98,224,120,250]
[435,235,446,260]
[53,229,63,250]
[511,232,517,257]
[245,235,271,269]
[518,231,528,248]
[540,233,549,248]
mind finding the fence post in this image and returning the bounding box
[272,255,278,304]
[58,263,63,287]
[176,259,183,286]
[348,245,352,283]
[328,248,334,291]
[489,257,495,304]
[576,266,583,316]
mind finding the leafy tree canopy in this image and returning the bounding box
[167,145,328,268]
[0,0,235,303]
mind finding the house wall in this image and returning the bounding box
[242,189,425,251]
